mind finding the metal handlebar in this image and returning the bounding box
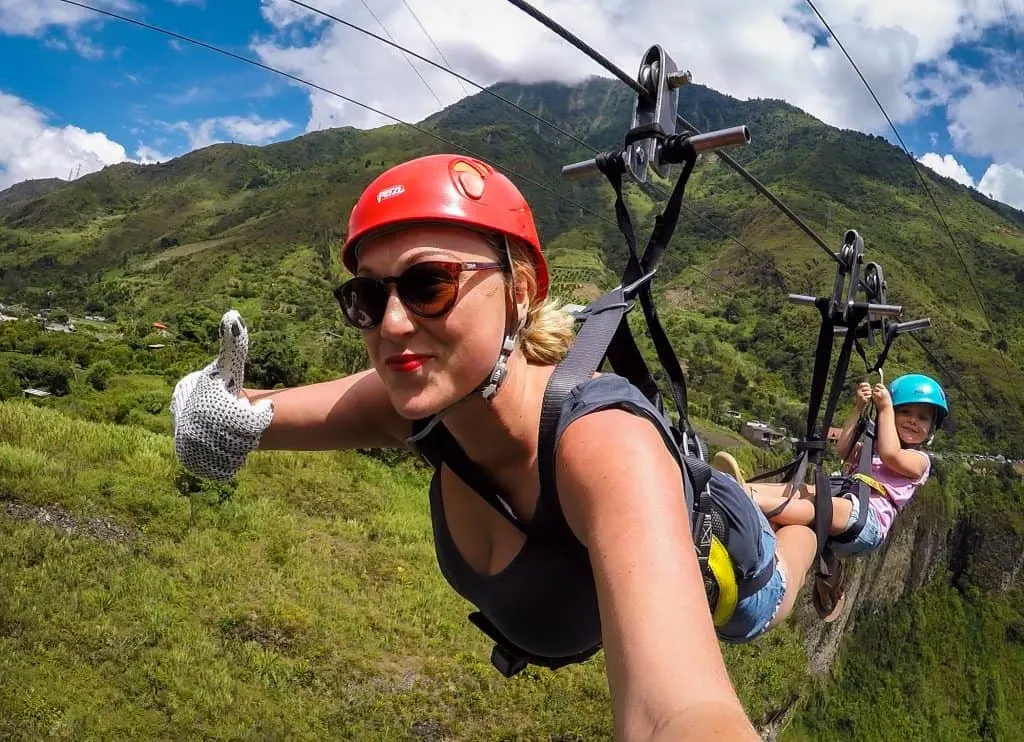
[787,294,903,318]
[561,125,750,180]
[889,318,931,335]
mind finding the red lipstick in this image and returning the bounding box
[385,354,429,373]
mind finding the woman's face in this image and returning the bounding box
[353,224,511,420]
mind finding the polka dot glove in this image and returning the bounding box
[170,310,274,480]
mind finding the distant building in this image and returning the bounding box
[23,388,52,398]
[742,421,787,448]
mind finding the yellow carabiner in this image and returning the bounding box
[708,537,739,627]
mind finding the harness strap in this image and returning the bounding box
[410,420,527,534]
[537,288,632,509]
[597,149,697,427]
[467,612,602,678]
[831,417,878,545]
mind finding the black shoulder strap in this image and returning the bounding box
[410,420,527,534]
[537,287,631,506]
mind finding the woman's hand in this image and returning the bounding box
[170,310,275,480]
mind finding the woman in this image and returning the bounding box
[171,154,810,740]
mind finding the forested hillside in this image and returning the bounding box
[1,77,1020,453]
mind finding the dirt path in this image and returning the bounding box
[1,500,137,543]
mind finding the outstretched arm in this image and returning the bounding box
[171,310,410,481]
[556,409,758,742]
[244,369,410,451]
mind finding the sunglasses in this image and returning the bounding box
[334,260,505,329]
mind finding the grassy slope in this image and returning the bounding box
[0,400,807,740]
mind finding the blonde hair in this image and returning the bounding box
[507,239,575,365]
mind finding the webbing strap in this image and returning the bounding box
[596,149,698,427]
[410,421,526,533]
[831,416,876,545]
[537,289,631,506]
[683,453,715,573]
[819,306,868,440]
[594,157,662,408]
[813,467,833,570]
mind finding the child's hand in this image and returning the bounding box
[853,382,872,410]
[872,383,892,411]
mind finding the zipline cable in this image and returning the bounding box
[804,0,1024,414]
[282,0,764,264]
[502,0,842,266]
[354,0,443,108]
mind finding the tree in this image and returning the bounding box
[177,306,220,345]
[86,360,115,391]
[0,366,20,400]
[247,330,309,388]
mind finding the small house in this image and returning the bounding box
[742,421,787,449]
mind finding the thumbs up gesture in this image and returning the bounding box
[170,310,275,480]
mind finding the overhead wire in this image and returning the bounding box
[396,0,472,97]
[53,0,616,239]
[502,0,1016,440]
[803,0,1024,416]
[502,0,842,266]
[281,0,764,267]
[354,0,443,108]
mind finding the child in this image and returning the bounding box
[713,373,949,619]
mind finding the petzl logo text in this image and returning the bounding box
[376,185,405,203]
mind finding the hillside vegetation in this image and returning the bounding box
[1,79,1022,452]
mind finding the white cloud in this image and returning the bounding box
[0,92,128,189]
[249,0,1017,136]
[918,152,975,187]
[66,29,106,60]
[947,78,1024,168]
[169,115,294,150]
[135,144,171,164]
[978,162,1024,211]
[0,0,133,36]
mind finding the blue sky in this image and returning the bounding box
[0,0,1021,209]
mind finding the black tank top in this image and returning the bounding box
[413,374,764,661]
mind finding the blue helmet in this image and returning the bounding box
[889,373,949,429]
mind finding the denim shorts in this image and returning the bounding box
[829,492,884,557]
[716,506,787,644]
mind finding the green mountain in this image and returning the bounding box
[1,77,1020,453]
[1,77,1024,741]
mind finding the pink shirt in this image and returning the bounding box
[866,450,931,538]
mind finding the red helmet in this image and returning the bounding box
[342,154,549,300]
